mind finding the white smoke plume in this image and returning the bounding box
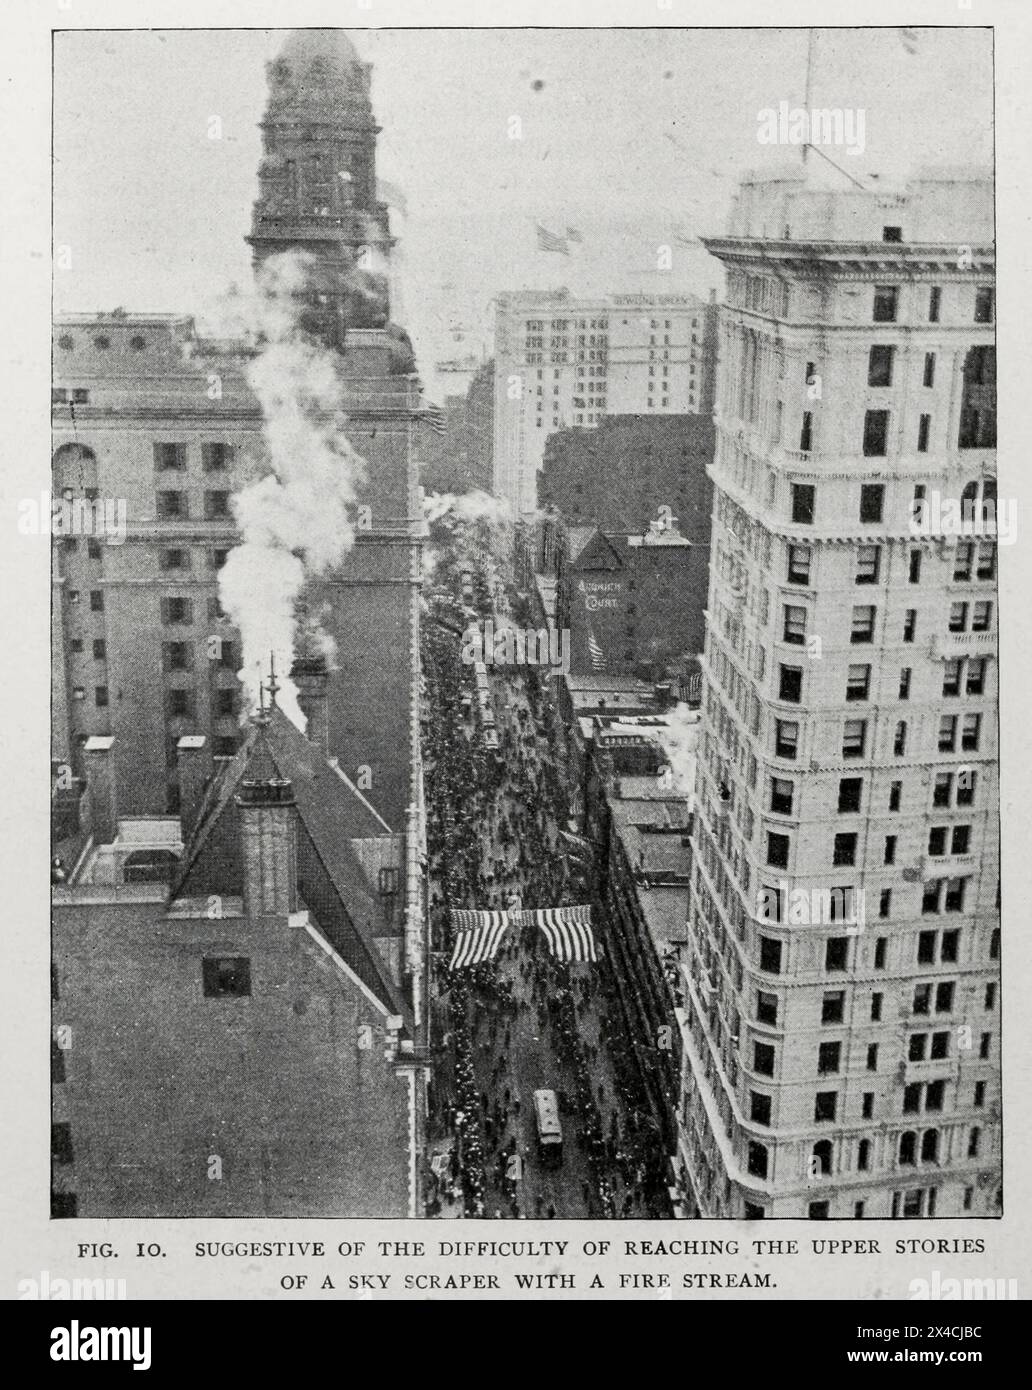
[218,251,368,729]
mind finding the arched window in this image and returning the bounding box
[899,1131,917,1166]
[52,443,97,493]
[921,1129,939,1163]
[812,1139,833,1176]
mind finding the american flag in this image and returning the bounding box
[534,905,597,964]
[422,401,447,435]
[448,909,510,969]
[587,628,606,673]
[536,222,570,255]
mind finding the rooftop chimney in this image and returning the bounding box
[176,735,210,840]
[235,777,298,918]
[83,735,117,845]
[290,655,330,756]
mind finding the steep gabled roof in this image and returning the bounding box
[170,709,411,1032]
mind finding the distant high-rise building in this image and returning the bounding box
[677,167,999,1220]
[492,290,718,517]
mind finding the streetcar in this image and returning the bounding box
[532,1089,563,1167]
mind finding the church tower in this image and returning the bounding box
[247,28,395,349]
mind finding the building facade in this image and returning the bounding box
[52,29,425,840]
[492,290,718,516]
[678,167,1000,1219]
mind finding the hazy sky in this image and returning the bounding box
[54,26,992,394]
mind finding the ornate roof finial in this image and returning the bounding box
[267,651,280,709]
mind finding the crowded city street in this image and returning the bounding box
[421,514,672,1219]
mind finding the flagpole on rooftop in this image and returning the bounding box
[801,28,815,167]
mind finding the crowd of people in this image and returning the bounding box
[421,517,673,1219]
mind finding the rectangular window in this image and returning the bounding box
[838,778,862,813]
[770,777,794,815]
[157,491,188,520]
[215,688,236,718]
[160,548,190,572]
[52,1122,74,1165]
[201,442,234,472]
[938,715,957,753]
[974,286,994,323]
[787,545,811,585]
[862,1092,875,1119]
[894,721,907,756]
[863,411,889,457]
[204,491,231,520]
[89,590,104,613]
[935,981,955,1014]
[899,668,911,699]
[791,483,815,524]
[851,606,875,643]
[95,685,109,708]
[913,983,932,1015]
[903,609,917,643]
[867,345,894,386]
[846,664,870,701]
[928,286,941,323]
[821,991,845,1024]
[917,414,931,452]
[866,1043,879,1071]
[884,834,897,866]
[954,542,974,581]
[856,545,881,585]
[943,659,963,697]
[961,713,981,752]
[800,412,813,452]
[163,641,192,673]
[753,1042,775,1076]
[750,1093,772,1126]
[202,956,251,998]
[756,992,778,1026]
[160,597,193,626]
[871,993,883,1022]
[873,285,898,322]
[783,605,807,645]
[972,600,992,633]
[833,832,857,867]
[818,1041,841,1075]
[154,442,187,471]
[843,719,867,759]
[767,832,790,869]
[859,483,885,522]
[167,688,194,718]
[775,720,799,760]
[875,938,887,969]
[923,352,936,388]
[825,937,849,972]
[759,937,783,974]
[778,665,803,702]
[879,889,892,919]
[976,543,996,581]
[814,1092,838,1122]
[949,601,969,633]
[952,825,971,855]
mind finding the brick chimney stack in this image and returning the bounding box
[176,735,209,840]
[235,777,298,918]
[290,655,330,757]
[83,735,117,845]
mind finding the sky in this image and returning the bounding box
[53,26,993,396]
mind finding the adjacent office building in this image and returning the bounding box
[677,167,1000,1219]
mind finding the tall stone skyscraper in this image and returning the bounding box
[676,167,999,1220]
